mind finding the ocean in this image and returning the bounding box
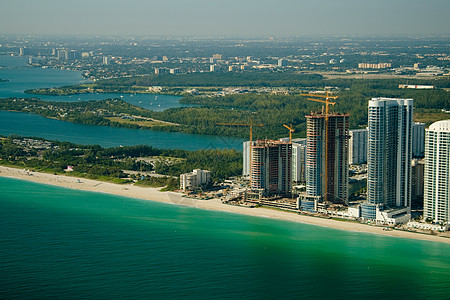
[0,177,449,299]
[1,54,450,299]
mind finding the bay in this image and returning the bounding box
[0,111,243,150]
[0,54,192,111]
[0,177,449,299]
[0,55,242,150]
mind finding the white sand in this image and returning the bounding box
[1,166,448,244]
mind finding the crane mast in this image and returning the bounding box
[299,91,338,203]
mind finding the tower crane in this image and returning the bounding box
[283,124,295,142]
[216,123,264,142]
[299,91,339,203]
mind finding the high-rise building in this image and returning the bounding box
[250,140,292,197]
[348,129,368,165]
[412,122,425,158]
[423,120,450,223]
[362,98,413,220]
[210,65,220,72]
[411,159,424,209]
[57,49,66,60]
[278,59,288,67]
[57,49,79,60]
[243,141,252,177]
[292,139,307,183]
[305,113,349,203]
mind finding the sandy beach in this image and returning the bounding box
[1,166,448,244]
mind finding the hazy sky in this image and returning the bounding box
[1,0,449,36]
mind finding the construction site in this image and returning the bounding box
[219,92,355,218]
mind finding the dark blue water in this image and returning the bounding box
[42,93,191,112]
[0,177,449,299]
[0,55,243,150]
[0,111,243,150]
[0,55,84,97]
[0,54,191,112]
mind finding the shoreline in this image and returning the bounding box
[1,166,448,244]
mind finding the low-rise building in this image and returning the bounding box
[155,68,166,75]
[407,221,449,232]
[170,68,182,75]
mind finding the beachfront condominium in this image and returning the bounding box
[349,128,368,165]
[412,122,425,158]
[292,139,307,183]
[243,141,252,177]
[305,113,349,204]
[250,140,292,197]
[245,139,306,183]
[424,120,450,224]
[362,98,413,220]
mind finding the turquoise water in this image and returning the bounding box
[0,177,449,299]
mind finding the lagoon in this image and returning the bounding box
[0,55,242,150]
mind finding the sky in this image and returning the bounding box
[0,0,449,36]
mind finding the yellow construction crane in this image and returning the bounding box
[283,124,295,142]
[299,92,337,118]
[299,91,339,203]
[216,123,264,141]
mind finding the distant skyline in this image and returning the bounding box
[0,0,449,36]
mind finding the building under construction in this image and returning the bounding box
[305,113,349,204]
[250,139,292,197]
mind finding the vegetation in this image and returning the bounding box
[3,75,450,140]
[134,176,179,191]
[0,136,242,187]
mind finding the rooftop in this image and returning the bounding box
[428,119,450,132]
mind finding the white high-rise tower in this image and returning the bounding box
[424,120,450,224]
